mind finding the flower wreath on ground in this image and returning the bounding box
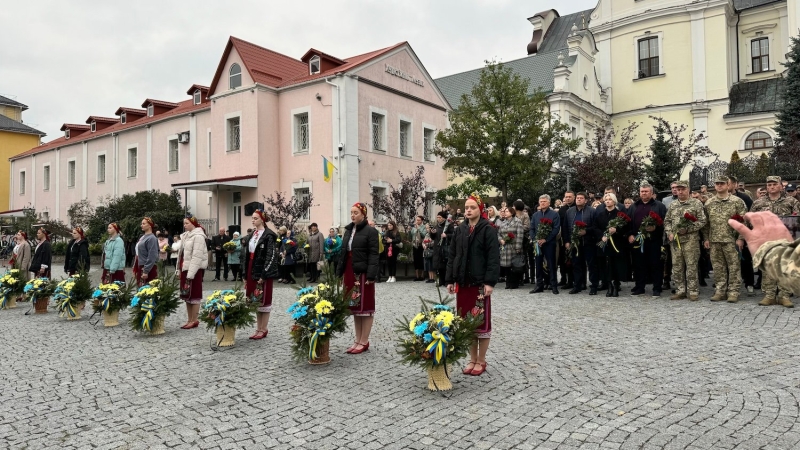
[200,287,256,332]
[0,269,25,308]
[287,267,350,361]
[23,278,56,303]
[128,274,180,333]
[52,272,93,319]
[92,281,133,315]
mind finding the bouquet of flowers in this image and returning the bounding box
[533,218,554,256]
[222,241,237,253]
[673,212,698,249]
[287,269,350,362]
[569,221,587,257]
[395,293,482,391]
[500,232,515,251]
[0,269,25,308]
[324,236,342,261]
[633,211,663,253]
[128,274,179,334]
[52,273,93,319]
[23,278,56,302]
[200,288,256,331]
[92,281,133,314]
[598,212,631,253]
[161,244,173,254]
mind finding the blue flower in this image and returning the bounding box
[287,301,301,314]
[92,289,103,298]
[423,333,433,343]
[291,305,309,320]
[413,323,428,336]
[130,296,140,307]
[296,287,314,298]
[23,285,32,293]
[433,304,451,311]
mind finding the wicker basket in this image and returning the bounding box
[215,326,236,347]
[65,302,85,320]
[149,316,166,335]
[308,339,331,365]
[2,296,17,309]
[103,310,120,327]
[34,297,49,314]
[426,364,453,391]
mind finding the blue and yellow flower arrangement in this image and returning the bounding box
[52,272,93,319]
[0,269,25,309]
[128,273,180,334]
[92,281,133,314]
[23,277,56,303]
[200,288,256,332]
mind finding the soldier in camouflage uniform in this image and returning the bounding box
[664,180,707,301]
[749,176,800,307]
[702,176,747,303]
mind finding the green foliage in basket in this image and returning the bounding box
[199,286,256,331]
[23,277,56,301]
[128,272,180,333]
[92,280,135,314]
[52,271,93,318]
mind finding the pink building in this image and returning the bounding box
[9,36,450,231]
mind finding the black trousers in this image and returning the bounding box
[740,244,754,287]
[535,242,558,288]
[633,239,664,292]
[280,265,295,282]
[604,248,627,284]
[387,254,398,277]
[502,266,519,289]
[230,264,241,281]
[215,254,228,279]
[570,243,597,289]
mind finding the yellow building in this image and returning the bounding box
[0,95,44,212]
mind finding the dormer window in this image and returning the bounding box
[229,63,242,89]
[90,122,96,132]
[193,90,202,105]
[65,129,70,139]
[120,112,127,124]
[309,55,320,75]
[147,104,154,117]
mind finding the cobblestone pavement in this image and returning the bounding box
[2,269,800,449]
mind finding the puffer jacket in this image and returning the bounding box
[103,235,126,272]
[179,227,209,279]
[445,218,500,288]
[336,220,380,281]
[242,227,279,280]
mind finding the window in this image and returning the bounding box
[295,113,309,153]
[399,121,411,157]
[147,104,154,117]
[120,112,127,124]
[168,139,179,172]
[745,131,773,150]
[309,55,320,75]
[372,112,385,151]
[67,160,76,188]
[19,171,25,195]
[638,36,659,78]
[193,90,202,105]
[227,116,241,151]
[229,63,242,89]
[751,37,769,73]
[65,129,70,139]
[232,192,242,227]
[128,147,138,178]
[372,186,387,222]
[294,188,311,220]
[43,165,50,191]
[97,154,106,183]
[90,122,96,132]
[571,126,578,139]
[423,128,435,161]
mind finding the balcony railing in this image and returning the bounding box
[689,151,800,190]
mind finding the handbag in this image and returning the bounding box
[511,253,525,274]
[387,244,393,258]
[423,246,434,259]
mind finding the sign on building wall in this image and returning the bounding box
[385,64,424,87]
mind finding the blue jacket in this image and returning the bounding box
[563,205,601,244]
[227,237,242,265]
[103,236,126,272]
[530,208,560,245]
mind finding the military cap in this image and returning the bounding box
[714,176,730,184]
[787,183,797,192]
[674,180,689,188]
[766,175,782,183]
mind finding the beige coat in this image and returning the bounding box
[179,227,208,279]
[15,242,31,281]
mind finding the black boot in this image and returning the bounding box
[606,285,613,297]
[589,286,598,295]
[598,282,608,291]
[612,283,620,297]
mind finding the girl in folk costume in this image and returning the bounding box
[242,210,279,340]
[64,227,90,276]
[133,217,160,287]
[102,223,126,283]
[176,215,209,329]
[445,193,500,376]
[29,228,53,279]
[337,202,380,354]
[13,231,31,281]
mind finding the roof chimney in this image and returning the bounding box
[527,9,560,55]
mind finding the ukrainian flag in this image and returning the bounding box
[323,156,336,182]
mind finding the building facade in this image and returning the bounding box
[0,95,45,213]
[8,37,449,231]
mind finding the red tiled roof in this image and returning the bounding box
[85,116,118,124]
[301,48,346,64]
[114,107,147,116]
[208,36,308,93]
[278,43,406,88]
[12,99,209,161]
[60,123,90,132]
[141,99,179,108]
[186,84,210,95]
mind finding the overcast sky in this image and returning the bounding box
[1,0,597,141]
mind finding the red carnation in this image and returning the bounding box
[540,218,553,225]
[289,241,296,246]
[683,212,698,222]
[648,211,664,226]
[730,214,745,222]
[508,232,515,239]
[574,221,588,228]
[616,212,631,222]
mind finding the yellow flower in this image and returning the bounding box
[316,284,329,291]
[314,300,334,315]
[409,313,426,331]
[150,279,161,287]
[299,293,317,304]
[434,311,454,328]
[223,294,236,303]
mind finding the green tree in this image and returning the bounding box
[433,178,491,207]
[434,61,580,202]
[727,150,744,180]
[754,153,770,181]
[86,190,185,243]
[775,35,800,145]
[67,199,95,230]
[369,166,429,229]
[644,116,713,192]
[572,121,646,199]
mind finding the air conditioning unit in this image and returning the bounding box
[178,131,190,144]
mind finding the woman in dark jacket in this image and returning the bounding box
[242,210,279,340]
[277,226,297,284]
[64,227,90,275]
[29,227,53,279]
[383,221,402,283]
[431,211,453,285]
[337,202,380,355]
[595,193,631,297]
[446,194,500,377]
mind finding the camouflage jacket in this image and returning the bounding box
[701,195,747,243]
[664,198,707,237]
[750,193,800,216]
[754,238,800,295]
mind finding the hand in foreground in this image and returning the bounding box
[729,212,791,255]
[447,284,455,294]
[483,285,493,297]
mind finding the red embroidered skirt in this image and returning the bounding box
[133,257,158,287]
[245,254,273,313]
[101,269,126,283]
[456,284,492,338]
[344,251,375,316]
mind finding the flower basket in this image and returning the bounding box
[396,292,482,392]
[288,264,350,364]
[52,273,92,321]
[200,287,255,348]
[24,278,56,315]
[104,309,120,327]
[92,281,133,327]
[0,269,25,309]
[34,297,49,314]
[129,274,180,335]
[3,296,17,309]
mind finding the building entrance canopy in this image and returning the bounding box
[171,175,257,192]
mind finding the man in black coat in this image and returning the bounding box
[557,191,575,288]
[627,183,668,297]
[563,192,601,295]
[211,228,231,281]
[530,195,561,294]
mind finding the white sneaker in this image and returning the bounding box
[747,286,754,294]
[388,277,394,283]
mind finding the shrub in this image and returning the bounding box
[52,242,67,256]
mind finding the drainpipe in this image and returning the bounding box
[325,76,342,228]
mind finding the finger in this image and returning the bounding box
[728,219,751,240]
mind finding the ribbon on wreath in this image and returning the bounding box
[208,298,231,327]
[605,233,620,253]
[675,234,681,250]
[425,328,451,365]
[140,298,156,331]
[634,233,645,253]
[0,287,11,309]
[56,296,78,318]
[308,315,332,359]
[533,242,541,257]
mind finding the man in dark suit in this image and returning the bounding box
[627,183,668,297]
[530,194,561,295]
[563,192,600,295]
[557,191,575,289]
[211,227,231,281]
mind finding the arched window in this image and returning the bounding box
[229,63,242,90]
[745,131,773,150]
[193,89,202,105]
